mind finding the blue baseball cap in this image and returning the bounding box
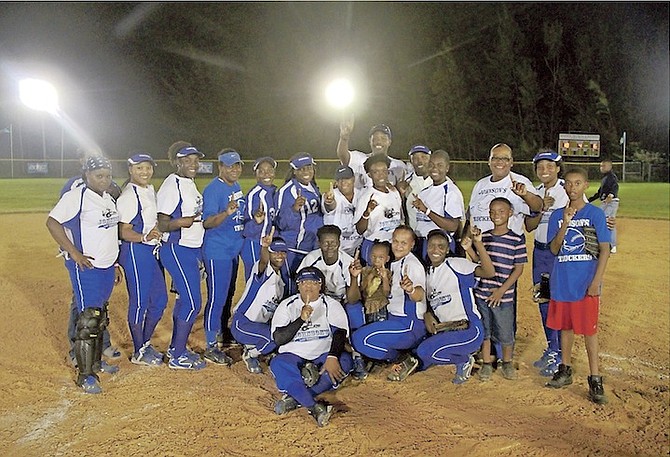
[408,145,431,156]
[268,237,288,253]
[253,156,277,171]
[334,165,354,180]
[218,150,244,166]
[369,124,392,139]
[290,153,316,170]
[176,146,204,158]
[83,156,112,171]
[127,153,156,166]
[533,150,562,163]
[296,266,323,283]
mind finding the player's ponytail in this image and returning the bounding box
[167,141,192,167]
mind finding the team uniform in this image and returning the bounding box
[241,183,276,279]
[347,149,407,190]
[156,172,205,363]
[202,177,245,347]
[117,182,168,358]
[469,171,540,235]
[275,178,323,271]
[322,188,363,257]
[414,180,465,259]
[297,249,353,303]
[270,293,353,409]
[546,204,611,335]
[351,253,427,361]
[416,258,484,370]
[403,165,433,232]
[354,186,403,264]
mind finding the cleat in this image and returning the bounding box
[352,355,369,381]
[308,402,333,427]
[102,346,122,360]
[274,394,300,415]
[203,346,233,366]
[588,375,608,404]
[131,344,163,367]
[387,355,419,382]
[242,346,262,374]
[610,246,617,254]
[479,363,493,382]
[501,361,517,380]
[97,360,119,374]
[539,351,561,377]
[169,350,206,371]
[80,375,102,394]
[301,362,320,387]
[453,355,475,385]
[533,348,551,368]
[144,344,164,363]
[546,363,573,388]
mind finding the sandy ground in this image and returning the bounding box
[0,214,668,457]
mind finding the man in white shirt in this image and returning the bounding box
[397,144,433,231]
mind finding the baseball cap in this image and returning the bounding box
[268,237,288,253]
[532,150,562,163]
[289,153,316,170]
[83,156,112,171]
[296,266,323,283]
[253,156,277,171]
[408,145,431,156]
[218,150,244,166]
[334,165,354,180]
[127,153,156,166]
[176,146,204,158]
[368,124,392,139]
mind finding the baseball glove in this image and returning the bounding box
[582,225,600,259]
[435,319,470,332]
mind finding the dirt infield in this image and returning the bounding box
[1,214,668,457]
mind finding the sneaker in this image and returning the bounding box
[97,360,120,374]
[274,394,300,415]
[242,346,262,374]
[301,362,320,388]
[308,402,333,427]
[102,346,122,359]
[387,355,419,382]
[80,375,102,394]
[546,363,573,388]
[144,344,164,363]
[453,355,475,385]
[352,355,369,381]
[203,346,233,366]
[501,361,517,380]
[533,348,551,368]
[610,246,617,254]
[539,351,561,377]
[169,350,207,371]
[479,363,493,382]
[131,344,163,367]
[588,375,608,404]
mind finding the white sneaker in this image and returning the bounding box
[610,246,617,254]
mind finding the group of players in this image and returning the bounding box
[47,119,617,427]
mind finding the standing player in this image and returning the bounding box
[397,145,433,230]
[588,158,619,253]
[322,165,363,257]
[275,153,323,272]
[201,149,245,363]
[337,115,407,190]
[523,151,568,376]
[47,156,122,393]
[545,168,611,404]
[241,156,277,280]
[157,142,206,370]
[117,153,167,366]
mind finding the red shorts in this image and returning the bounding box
[547,296,600,336]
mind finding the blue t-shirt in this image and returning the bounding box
[202,177,246,260]
[547,203,611,302]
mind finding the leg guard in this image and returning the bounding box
[75,307,103,386]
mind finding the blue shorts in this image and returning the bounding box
[475,296,515,346]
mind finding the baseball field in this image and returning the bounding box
[0,180,668,456]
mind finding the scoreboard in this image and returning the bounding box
[558,133,600,158]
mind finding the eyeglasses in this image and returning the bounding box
[490,156,512,163]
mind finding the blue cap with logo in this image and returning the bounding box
[533,150,562,163]
[296,266,323,283]
[176,146,205,158]
[219,150,244,166]
[290,153,316,170]
[408,144,431,156]
[127,153,156,166]
[268,237,288,253]
[368,124,392,139]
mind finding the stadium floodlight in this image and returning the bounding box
[325,78,354,109]
[19,78,59,114]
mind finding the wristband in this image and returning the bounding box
[409,285,416,296]
[362,213,370,220]
[142,233,149,243]
[424,208,431,217]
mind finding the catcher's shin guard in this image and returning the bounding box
[74,307,103,386]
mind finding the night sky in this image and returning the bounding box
[0,2,667,163]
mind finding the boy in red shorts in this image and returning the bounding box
[545,168,611,404]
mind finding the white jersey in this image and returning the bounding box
[534,180,569,243]
[354,186,403,242]
[157,173,204,248]
[49,186,119,269]
[388,253,426,320]
[427,258,481,322]
[298,250,353,302]
[348,149,407,190]
[271,294,349,360]
[415,180,465,237]
[469,171,540,235]
[117,183,160,245]
[234,261,285,324]
[404,171,433,231]
[322,188,363,256]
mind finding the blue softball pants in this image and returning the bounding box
[416,323,484,369]
[230,315,276,355]
[351,314,426,362]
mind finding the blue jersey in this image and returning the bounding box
[275,179,323,253]
[474,230,527,307]
[547,203,610,302]
[243,183,276,242]
[202,177,245,260]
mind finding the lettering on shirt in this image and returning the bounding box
[97,208,119,229]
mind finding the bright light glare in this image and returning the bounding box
[325,78,354,109]
[19,79,59,114]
